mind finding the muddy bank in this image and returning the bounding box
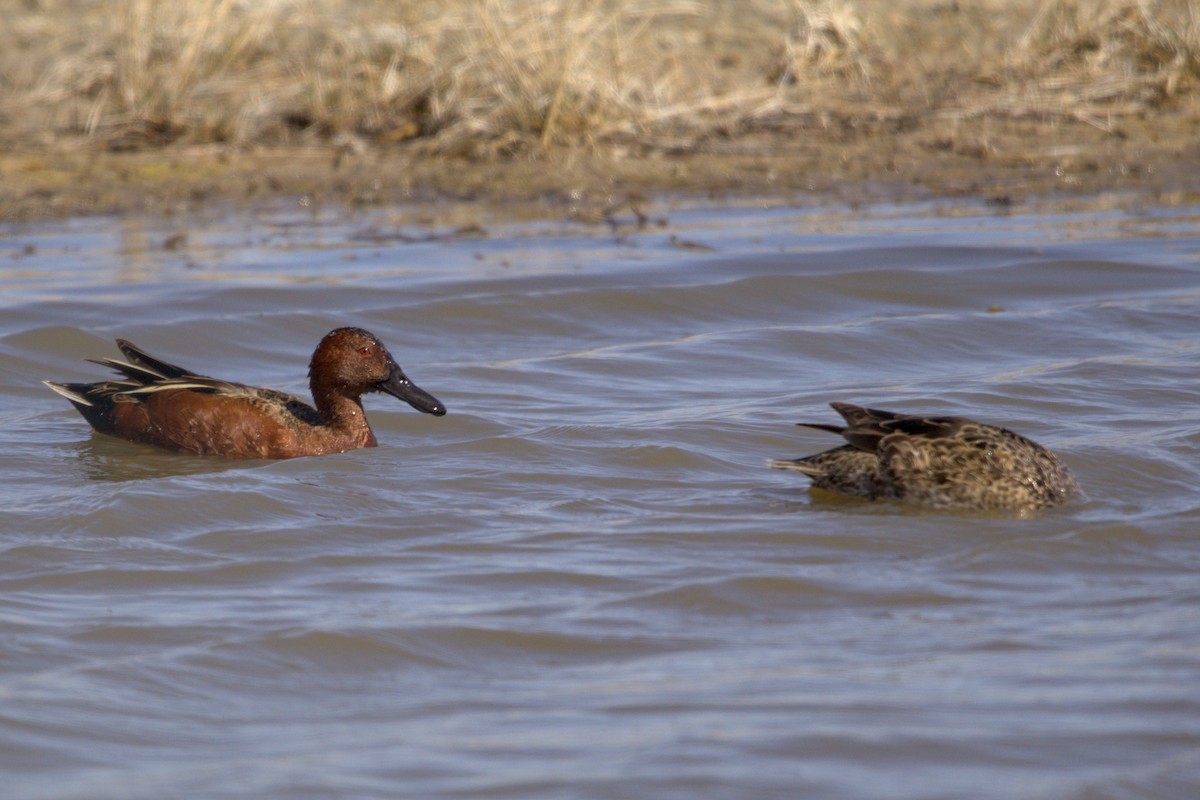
[4,112,1200,225]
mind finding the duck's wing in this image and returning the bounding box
[793,401,888,436]
[80,338,212,386]
[829,402,968,452]
[44,338,210,409]
[115,338,200,380]
[105,341,315,415]
[84,338,256,397]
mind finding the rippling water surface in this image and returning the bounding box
[2,198,1199,799]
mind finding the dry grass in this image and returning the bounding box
[977,0,1200,130]
[0,0,1196,157]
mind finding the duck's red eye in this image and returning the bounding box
[358,346,371,356]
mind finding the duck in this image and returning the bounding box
[770,402,1079,511]
[45,327,446,458]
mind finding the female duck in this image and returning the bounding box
[45,327,446,458]
[771,402,1079,512]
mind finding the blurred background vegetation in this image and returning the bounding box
[2,0,1196,155]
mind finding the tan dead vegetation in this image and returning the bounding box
[969,0,1200,132]
[1,0,1195,160]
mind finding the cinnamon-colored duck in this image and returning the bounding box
[45,327,446,458]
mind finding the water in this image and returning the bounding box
[2,198,1199,799]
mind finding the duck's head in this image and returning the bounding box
[310,327,446,416]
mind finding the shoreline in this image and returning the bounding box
[4,119,1199,225]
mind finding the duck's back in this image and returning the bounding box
[877,420,1077,511]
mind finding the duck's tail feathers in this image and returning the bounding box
[768,457,824,477]
[43,380,94,407]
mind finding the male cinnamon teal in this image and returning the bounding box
[45,327,446,458]
[770,402,1079,512]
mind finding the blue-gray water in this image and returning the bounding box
[2,198,1199,799]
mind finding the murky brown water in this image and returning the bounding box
[3,198,1199,799]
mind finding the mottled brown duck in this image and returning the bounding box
[771,402,1079,512]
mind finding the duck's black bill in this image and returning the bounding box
[380,368,446,416]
